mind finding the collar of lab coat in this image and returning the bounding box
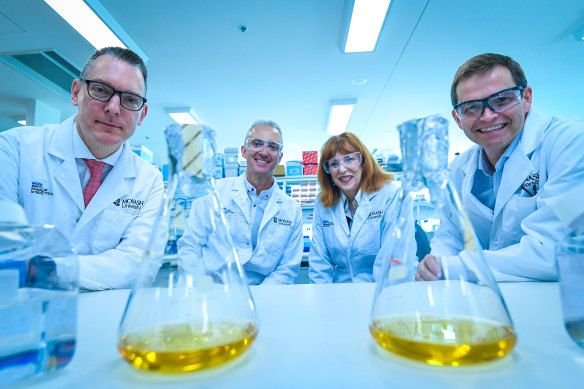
[460,109,549,218]
[231,174,285,228]
[335,187,378,236]
[48,115,136,221]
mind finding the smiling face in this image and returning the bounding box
[241,124,283,178]
[452,65,532,167]
[329,151,363,200]
[71,54,148,159]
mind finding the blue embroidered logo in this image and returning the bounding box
[30,182,53,196]
[322,220,334,227]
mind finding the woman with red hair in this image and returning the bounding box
[309,132,416,283]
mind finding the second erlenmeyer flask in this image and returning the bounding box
[370,115,516,366]
[117,124,259,373]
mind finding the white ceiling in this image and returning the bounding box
[0,0,583,164]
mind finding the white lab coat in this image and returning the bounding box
[178,174,303,284]
[309,182,417,283]
[431,109,584,281]
[0,116,167,290]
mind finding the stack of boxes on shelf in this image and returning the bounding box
[302,151,318,175]
[214,147,248,179]
[288,181,319,207]
[213,152,224,179]
[223,147,239,178]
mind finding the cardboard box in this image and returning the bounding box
[274,164,285,176]
[303,163,318,175]
[302,151,318,165]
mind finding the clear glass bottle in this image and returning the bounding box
[370,115,516,366]
[0,201,78,385]
[117,124,259,373]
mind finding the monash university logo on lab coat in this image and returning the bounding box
[113,198,144,210]
[30,182,53,196]
[521,173,540,197]
[322,220,334,227]
[273,217,292,227]
[367,210,384,220]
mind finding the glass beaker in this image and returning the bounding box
[0,201,78,385]
[557,231,584,349]
[117,124,259,373]
[370,115,516,366]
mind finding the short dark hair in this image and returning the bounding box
[450,53,527,105]
[80,46,148,92]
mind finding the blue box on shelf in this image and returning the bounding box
[286,161,303,176]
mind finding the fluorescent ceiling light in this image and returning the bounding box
[18,120,26,126]
[44,0,126,49]
[166,107,200,125]
[344,0,392,53]
[326,101,356,135]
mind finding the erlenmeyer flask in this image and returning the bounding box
[117,124,259,373]
[370,114,516,366]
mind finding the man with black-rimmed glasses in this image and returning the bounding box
[417,53,584,282]
[0,47,166,290]
[179,120,303,284]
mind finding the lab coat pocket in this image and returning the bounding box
[93,209,135,253]
[359,219,382,255]
[500,195,538,244]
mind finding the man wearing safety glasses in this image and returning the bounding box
[183,120,303,284]
[0,47,166,290]
[417,53,584,282]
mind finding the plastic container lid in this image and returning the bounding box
[0,201,28,225]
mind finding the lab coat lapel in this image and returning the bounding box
[333,195,350,236]
[49,117,85,211]
[260,186,282,231]
[494,111,544,218]
[232,175,251,224]
[78,144,132,228]
[459,148,480,209]
[350,192,373,237]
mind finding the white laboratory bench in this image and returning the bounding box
[8,282,584,389]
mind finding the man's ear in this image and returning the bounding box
[71,79,81,107]
[452,109,463,130]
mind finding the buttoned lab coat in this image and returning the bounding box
[431,109,584,281]
[178,174,303,285]
[0,116,167,290]
[309,182,417,283]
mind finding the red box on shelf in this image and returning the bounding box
[302,151,318,165]
[303,163,318,175]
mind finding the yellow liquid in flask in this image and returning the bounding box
[370,315,516,366]
[118,321,257,373]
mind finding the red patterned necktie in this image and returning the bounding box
[82,159,106,207]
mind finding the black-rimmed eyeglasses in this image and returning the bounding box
[80,77,147,111]
[453,86,524,120]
